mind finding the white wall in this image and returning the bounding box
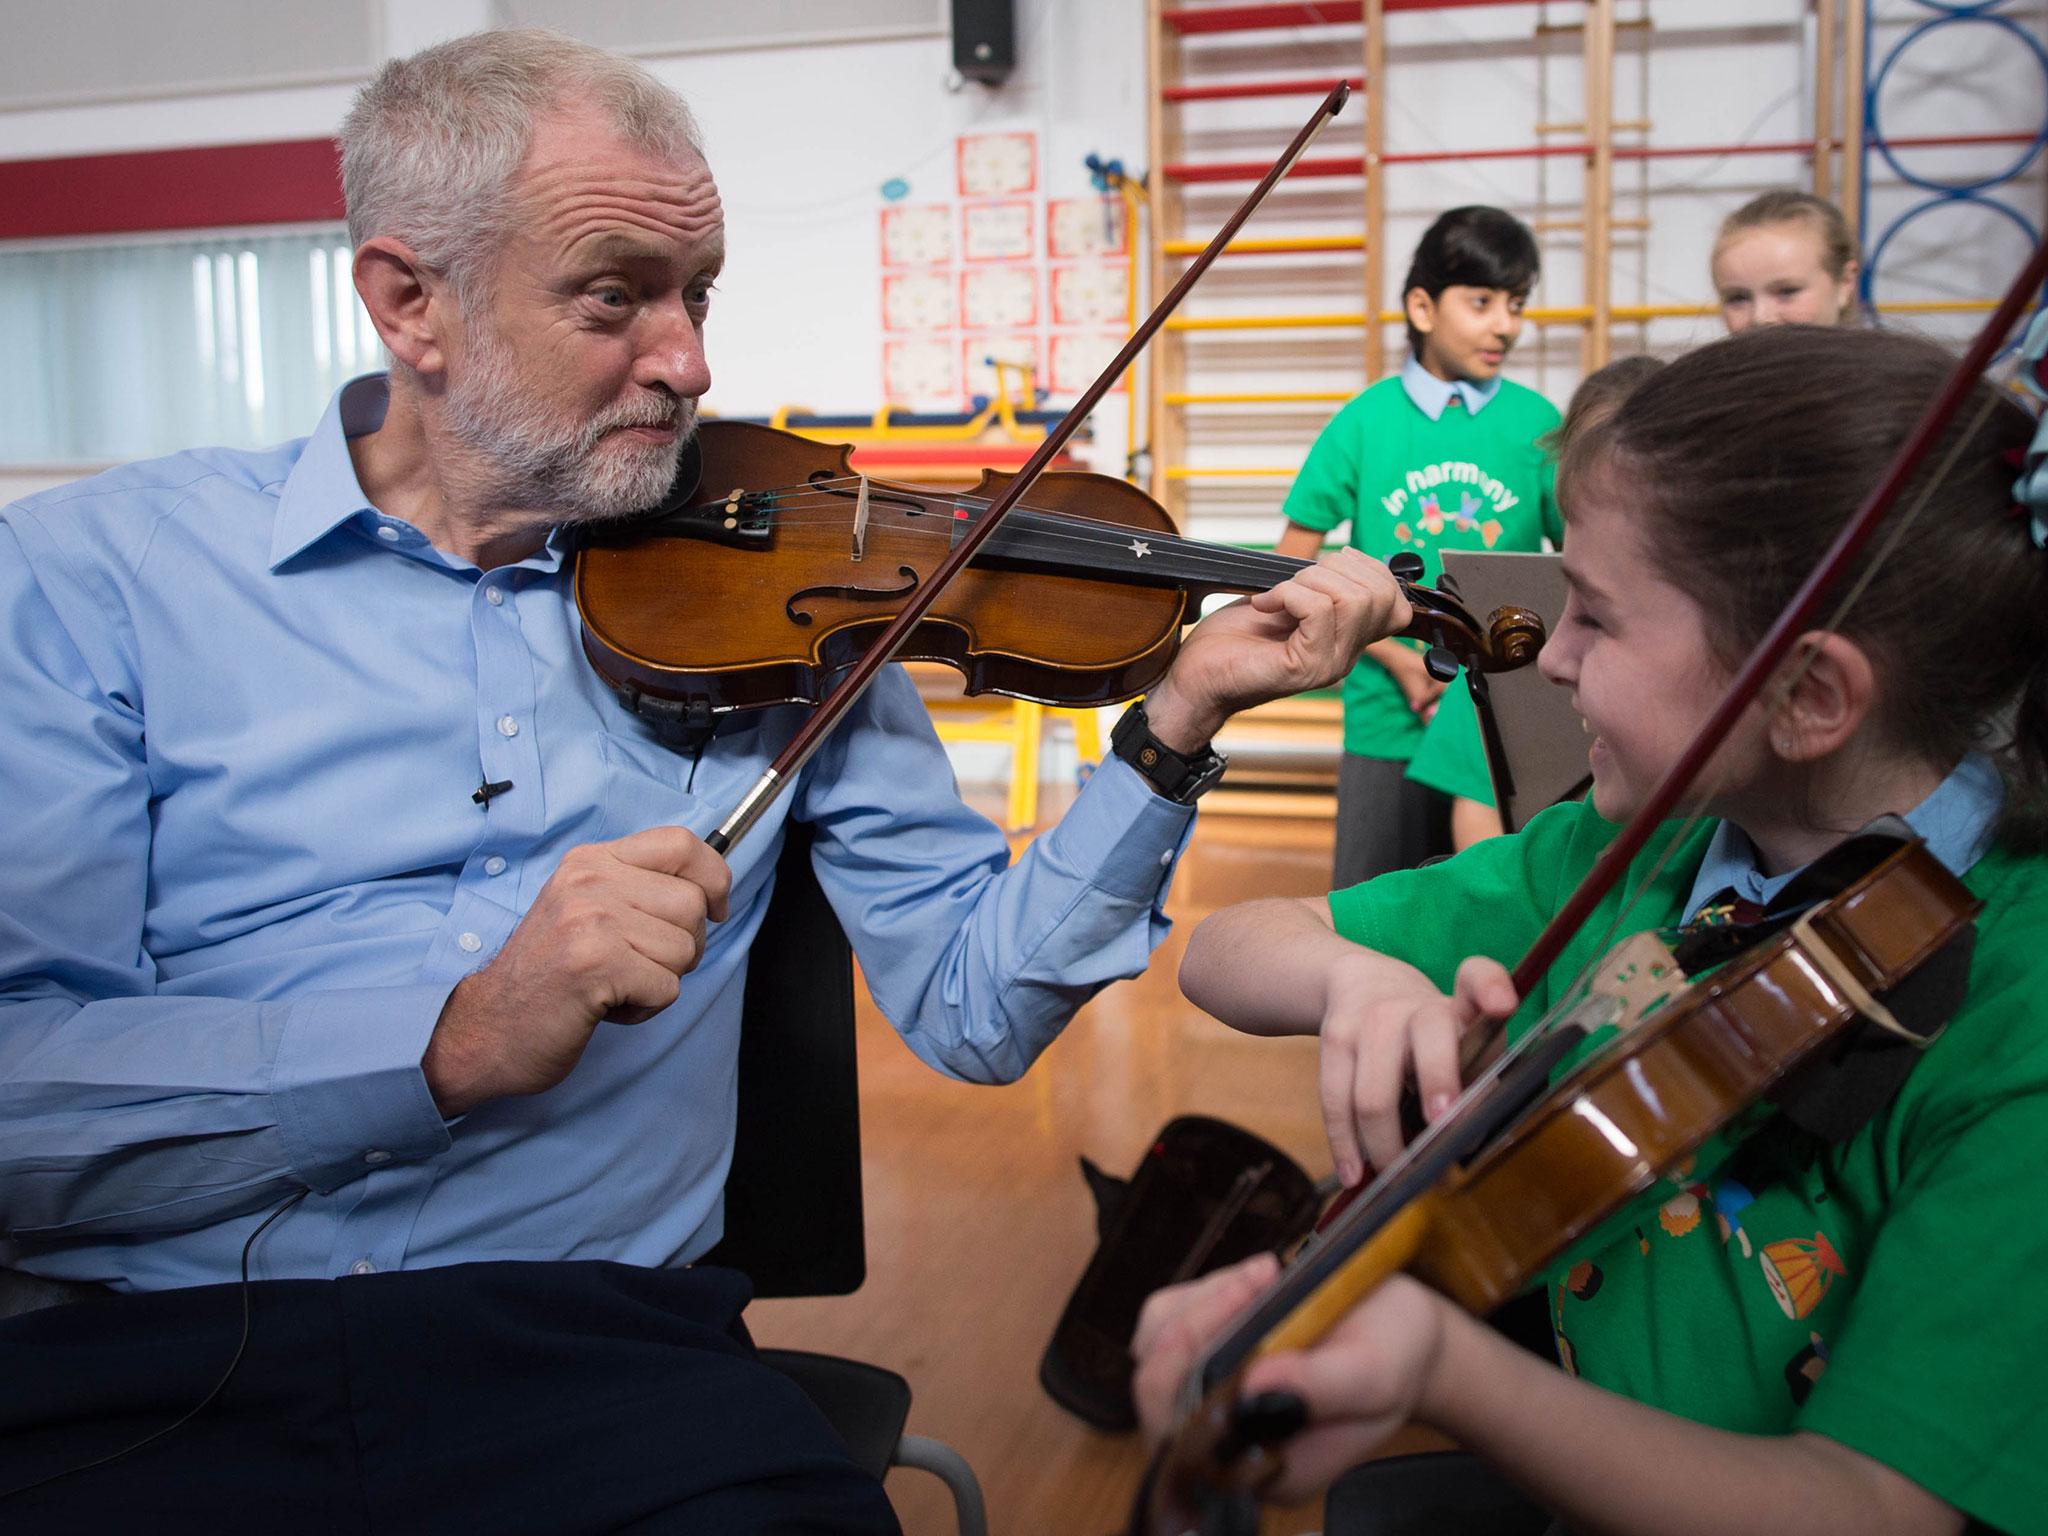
[2,0,2043,521]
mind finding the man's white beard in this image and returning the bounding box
[442,319,693,524]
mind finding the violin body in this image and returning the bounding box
[577,419,1196,713]
[575,420,1545,719]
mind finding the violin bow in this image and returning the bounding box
[704,82,1352,856]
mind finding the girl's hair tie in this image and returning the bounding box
[2011,311,2048,550]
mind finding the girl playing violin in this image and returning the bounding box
[1139,323,2048,1536]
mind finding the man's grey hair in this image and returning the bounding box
[339,29,701,302]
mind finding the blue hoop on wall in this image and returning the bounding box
[1859,0,2048,334]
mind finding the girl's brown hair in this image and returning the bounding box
[1558,325,2048,842]
[1713,189,1859,286]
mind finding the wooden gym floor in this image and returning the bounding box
[750,791,1337,1535]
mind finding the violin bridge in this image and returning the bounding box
[851,476,871,562]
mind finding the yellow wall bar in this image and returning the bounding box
[1165,466,1298,479]
[1166,390,1355,404]
[1160,234,1366,256]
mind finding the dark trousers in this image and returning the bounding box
[0,1260,900,1536]
[1333,752,1451,890]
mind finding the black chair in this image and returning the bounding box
[702,821,986,1536]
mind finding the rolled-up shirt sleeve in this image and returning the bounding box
[795,667,1194,1084]
[0,521,451,1240]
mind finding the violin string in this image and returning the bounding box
[711,473,1313,577]
[736,505,1309,585]
[690,492,1313,584]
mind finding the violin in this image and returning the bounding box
[1138,831,1980,1535]
[573,418,1546,721]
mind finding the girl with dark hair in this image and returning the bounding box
[1276,206,1562,887]
[1144,324,2048,1536]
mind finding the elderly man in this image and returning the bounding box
[0,29,1404,1535]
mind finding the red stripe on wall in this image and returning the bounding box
[0,139,344,240]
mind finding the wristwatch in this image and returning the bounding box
[1111,700,1228,804]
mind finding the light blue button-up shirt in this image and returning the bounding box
[0,375,1195,1292]
[1399,355,1501,421]
[1682,751,2005,920]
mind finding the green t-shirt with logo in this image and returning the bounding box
[1283,376,1561,760]
[1404,674,1495,806]
[1328,799,2048,1534]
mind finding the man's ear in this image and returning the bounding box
[353,237,453,378]
[1772,631,1877,762]
[1405,286,1437,339]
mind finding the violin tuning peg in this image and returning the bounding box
[1387,551,1424,584]
[1425,646,1461,684]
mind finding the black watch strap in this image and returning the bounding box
[1111,701,1228,804]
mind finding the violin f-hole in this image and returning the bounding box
[786,566,921,626]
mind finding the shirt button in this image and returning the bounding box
[483,855,508,876]
[363,1148,391,1166]
[376,525,402,542]
[496,715,519,738]
[349,1258,376,1276]
[458,932,483,953]
[484,585,505,606]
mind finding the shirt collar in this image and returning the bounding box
[1400,354,1501,421]
[1683,751,2006,922]
[269,373,395,570]
[269,373,571,577]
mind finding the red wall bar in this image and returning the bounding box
[1163,0,1572,31]
[1162,75,1364,102]
[0,139,343,240]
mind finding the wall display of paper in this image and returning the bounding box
[882,270,956,332]
[956,130,1037,197]
[1047,195,1127,259]
[1050,262,1128,327]
[883,338,961,407]
[961,200,1035,262]
[961,264,1038,329]
[879,203,954,267]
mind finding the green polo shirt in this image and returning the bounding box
[1404,675,1494,806]
[1328,799,2048,1533]
[1283,373,1561,761]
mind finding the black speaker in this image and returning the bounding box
[952,0,1015,85]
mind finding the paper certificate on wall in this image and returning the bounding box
[879,204,954,267]
[1047,196,1128,259]
[1050,262,1128,327]
[956,130,1037,197]
[882,271,956,332]
[883,339,960,407]
[961,265,1037,329]
[962,200,1035,262]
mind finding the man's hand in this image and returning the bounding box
[421,826,731,1116]
[1144,549,1411,752]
